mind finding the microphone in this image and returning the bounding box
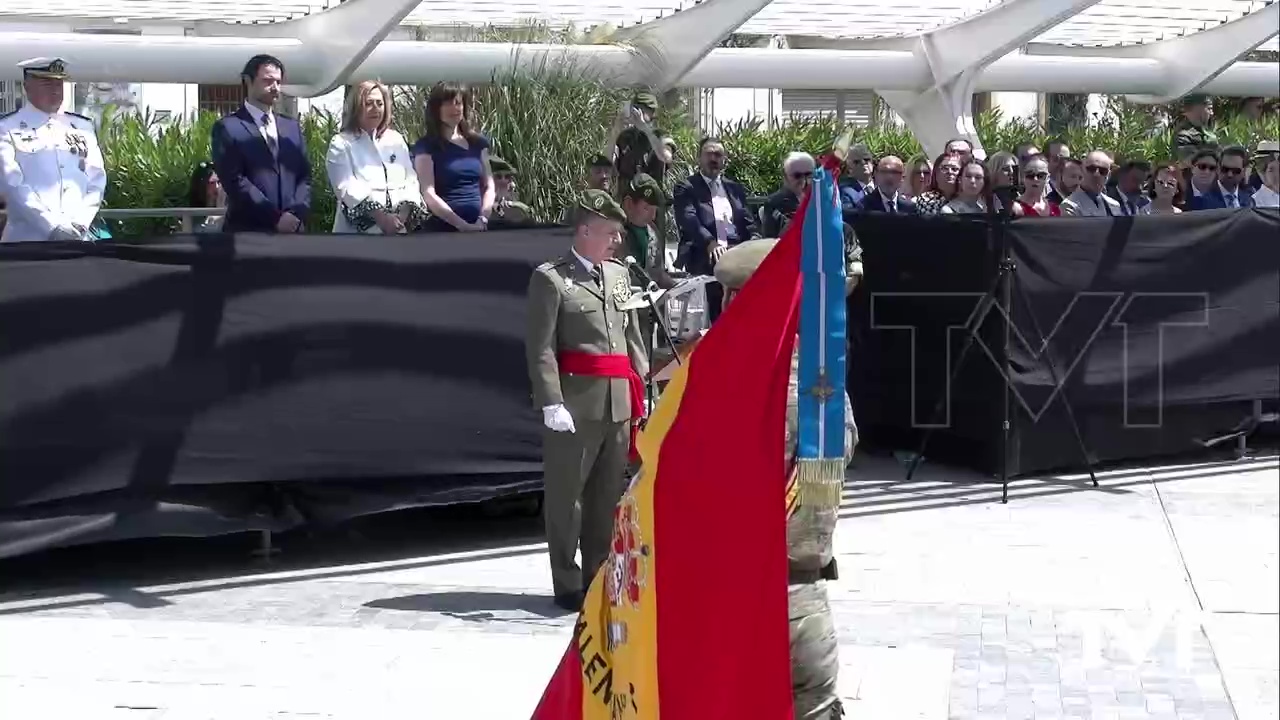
[625,256,660,294]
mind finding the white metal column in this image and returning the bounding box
[878,0,1100,159]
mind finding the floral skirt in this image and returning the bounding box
[342,198,429,233]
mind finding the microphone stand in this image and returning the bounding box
[625,262,682,413]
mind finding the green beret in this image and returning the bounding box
[623,173,669,207]
[714,239,780,291]
[578,189,627,224]
[589,153,613,169]
[489,155,516,176]
[1182,94,1210,108]
[631,92,659,111]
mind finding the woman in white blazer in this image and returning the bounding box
[325,80,427,234]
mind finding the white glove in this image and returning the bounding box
[542,404,576,433]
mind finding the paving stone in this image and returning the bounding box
[0,454,1273,719]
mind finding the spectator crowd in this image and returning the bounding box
[2,55,1277,267]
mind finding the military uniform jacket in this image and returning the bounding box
[1173,120,1219,160]
[526,254,649,424]
[0,106,107,243]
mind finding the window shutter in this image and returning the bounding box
[781,90,876,127]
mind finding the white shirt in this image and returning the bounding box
[1252,185,1280,208]
[572,247,595,276]
[702,173,734,247]
[324,128,420,233]
[0,105,107,242]
[242,101,278,155]
[878,191,900,212]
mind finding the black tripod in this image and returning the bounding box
[905,208,1098,503]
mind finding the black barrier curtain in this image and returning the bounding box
[1003,208,1280,474]
[3,212,1278,559]
[848,208,1280,477]
[0,229,570,558]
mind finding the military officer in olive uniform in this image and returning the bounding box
[526,190,649,612]
[0,58,107,243]
[618,173,677,290]
[715,238,860,719]
[488,155,533,227]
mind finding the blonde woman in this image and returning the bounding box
[325,80,426,234]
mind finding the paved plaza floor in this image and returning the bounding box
[0,452,1275,720]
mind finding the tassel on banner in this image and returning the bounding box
[795,458,846,509]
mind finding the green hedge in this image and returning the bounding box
[97,78,1278,236]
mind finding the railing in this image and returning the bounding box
[0,207,220,234]
[98,207,219,233]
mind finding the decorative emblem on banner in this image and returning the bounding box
[604,494,649,651]
[611,274,631,306]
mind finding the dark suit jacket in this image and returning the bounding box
[761,187,802,238]
[1182,181,1244,210]
[856,190,916,214]
[673,174,759,274]
[211,107,311,233]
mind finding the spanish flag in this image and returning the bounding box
[529,213,806,719]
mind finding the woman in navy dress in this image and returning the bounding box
[412,82,495,232]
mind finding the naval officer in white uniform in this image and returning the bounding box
[0,58,107,243]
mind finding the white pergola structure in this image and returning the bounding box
[0,0,1276,157]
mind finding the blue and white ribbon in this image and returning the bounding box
[795,167,848,507]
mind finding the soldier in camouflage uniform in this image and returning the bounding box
[713,237,862,719]
[1173,95,1220,163]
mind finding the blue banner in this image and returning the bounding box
[796,167,848,472]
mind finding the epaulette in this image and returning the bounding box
[536,258,570,272]
[65,112,98,131]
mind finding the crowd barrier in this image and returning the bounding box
[1,210,1276,558]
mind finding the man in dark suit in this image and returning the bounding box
[673,136,759,321]
[1185,148,1227,211]
[211,54,311,234]
[856,156,916,214]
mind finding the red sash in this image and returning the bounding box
[558,351,645,462]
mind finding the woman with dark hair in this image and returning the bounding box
[188,161,225,233]
[913,152,961,215]
[1148,164,1184,214]
[411,82,495,233]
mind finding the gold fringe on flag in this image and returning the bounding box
[795,458,845,509]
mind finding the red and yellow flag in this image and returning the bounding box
[530,224,803,720]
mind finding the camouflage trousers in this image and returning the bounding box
[789,582,843,719]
